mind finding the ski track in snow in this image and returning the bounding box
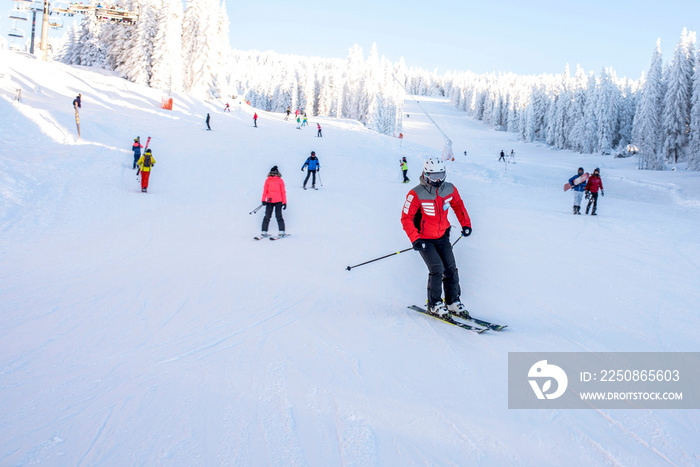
[1,51,699,465]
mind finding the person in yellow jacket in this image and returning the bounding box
[400,157,410,183]
[136,148,156,193]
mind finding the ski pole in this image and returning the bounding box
[346,247,412,271]
[249,203,265,214]
[317,171,323,187]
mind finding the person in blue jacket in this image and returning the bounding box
[132,137,143,169]
[301,151,320,190]
[569,167,586,215]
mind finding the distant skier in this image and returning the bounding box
[296,116,301,129]
[224,103,230,112]
[585,168,604,215]
[72,93,81,109]
[206,113,211,130]
[260,166,287,238]
[401,159,472,318]
[301,151,320,190]
[569,167,586,215]
[317,123,322,137]
[400,157,410,183]
[285,106,291,120]
[132,137,143,170]
[253,113,258,127]
[136,148,156,193]
[301,115,308,127]
[498,150,505,162]
[509,149,515,163]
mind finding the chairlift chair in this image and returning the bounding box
[8,28,25,38]
[9,9,29,20]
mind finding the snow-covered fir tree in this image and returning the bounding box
[662,28,696,163]
[632,39,666,170]
[688,45,700,171]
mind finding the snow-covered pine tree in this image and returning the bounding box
[632,39,666,170]
[596,67,619,154]
[662,28,696,163]
[150,0,184,92]
[688,45,700,171]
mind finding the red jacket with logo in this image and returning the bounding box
[401,177,471,243]
[585,175,603,193]
[262,176,287,204]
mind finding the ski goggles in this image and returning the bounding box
[425,171,446,184]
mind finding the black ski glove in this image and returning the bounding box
[282,204,287,210]
[412,239,426,251]
[461,226,472,237]
[301,168,304,171]
[601,190,604,197]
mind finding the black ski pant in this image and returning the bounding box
[262,202,285,232]
[133,154,139,169]
[418,230,461,307]
[304,170,317,188]
[586,192,599,214]
[402,169,409,182]
[317,130,322,137]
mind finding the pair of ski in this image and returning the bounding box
[408,305,507,333]
[253,234,291,241]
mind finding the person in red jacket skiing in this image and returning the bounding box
[585,167,604,215]
[401,159,472,318]
[260,166,287,237]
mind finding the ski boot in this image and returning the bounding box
[447,301,471,319]
[278,231,286,238]
[427,302,449,318]
[260,231,269,238]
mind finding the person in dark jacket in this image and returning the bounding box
[585,168,604,215]
[301,151,320,189]
[132,137,143,169]
[498,150,505,162]
[568,167,586,214]
[206,113,211,130]
[73,94,82,108]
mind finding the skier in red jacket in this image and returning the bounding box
[260,166,287,237]
[585,167,604,215]
[401,159,472,318]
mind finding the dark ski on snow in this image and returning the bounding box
[408,305,487,333]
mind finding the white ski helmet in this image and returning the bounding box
[423,158,446,187]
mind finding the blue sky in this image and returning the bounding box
[227,0,699,78]
[1,0,697,79]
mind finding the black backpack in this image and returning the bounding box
[143,155,152,168]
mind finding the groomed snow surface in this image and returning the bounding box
[1,50,699,466]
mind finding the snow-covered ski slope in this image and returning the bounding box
[1,50,699,466]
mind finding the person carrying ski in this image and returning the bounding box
[301,151,320,189]
[206,113,211,130]
[260,166,287,237]
[569,167,586,215]
[73,94,81,109]
[317,123,322,137]
[585,167,604,215]
[132,137,143,170]
[136,148,156,193]
[498,150,505,162]
[401,158,472,318]
[400,157,410,183]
